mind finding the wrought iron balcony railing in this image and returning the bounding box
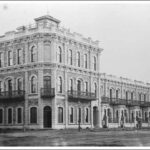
[40,88,55,98]
[101,96,150,107]
[68,90,96,101]
[0,90,25,101]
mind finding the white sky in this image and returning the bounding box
[0,1,150,83]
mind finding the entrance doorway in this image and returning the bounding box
[43,106,52,128]
[93,106,99,127]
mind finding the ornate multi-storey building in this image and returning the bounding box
[101,73,150,128]
[0,15,102,129]
[0,15,150,130]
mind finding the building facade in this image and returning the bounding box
[101,73,150,128]
[0,15,102,129]
[0,15,150,130]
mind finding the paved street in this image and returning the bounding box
[0,128,150,146]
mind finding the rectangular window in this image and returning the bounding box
[58,107,63,123]
[17,108,22,124]
[70,107,73,123]
[8,108,13,124]
[8,51,13,66]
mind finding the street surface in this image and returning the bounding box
[0,128,150,146]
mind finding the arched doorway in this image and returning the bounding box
[43,106,52,128]
[93,106,99,127]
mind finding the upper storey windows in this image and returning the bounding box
[31,46,37,63]
[83,54,88,69]
[8,51,13,66]
[93,56,97,71]
[0,52,3,68]
[57,46,62,63]
[68,49,73,65]
[77,52,80,67]
[17,49,22,65]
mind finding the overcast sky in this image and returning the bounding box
[0,1,150,83]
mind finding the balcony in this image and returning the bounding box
[101,96,150,107]
[126,100,140,107]
[140,101,150,107]
[41,88,55,98]
[68,90,96,101]
[0,90,25,102]
[101,97,127,105]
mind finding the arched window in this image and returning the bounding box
[84,54,87,69]
[131,92,134,100]
[58,77,62,93]
[17,78,22,91]
[8,79,12,92]
[77,52,80,67]
[31,46,36,62]
[144,94,146,101]
[78,108,82,123]
[0,52,3,68]
[17,49,22,64]
[68,49,72,65]
[0,81,2,93]
[69,107,74,123]
[58,107,63,123]
[17,107,23,124]
[31,76,37,93]
[126,91,128,100]
[116,90,119,99]
[69,79,73,92]
[84,82,88,93]
[0,109,3,124]
[131,111,134,122]
[8,51,13,66]
[58,47,62,63]
[30,107,37,124]
[93,56,96,71]
[77,80,81,92]
[8,108,13,124]
[110,89,112,99]
[85,108,89,123]
[116,110,119,122]
[94,83,97,96]
[139,93,142,101]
